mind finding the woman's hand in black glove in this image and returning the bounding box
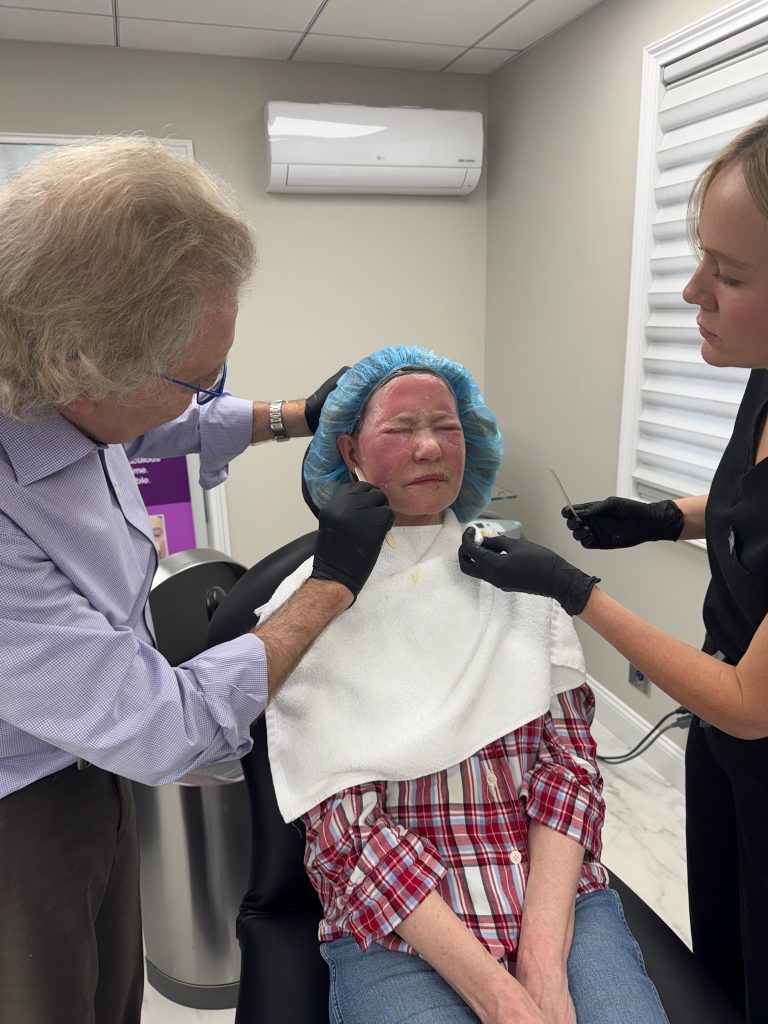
[562,496,684,549]
[458,529,599,616]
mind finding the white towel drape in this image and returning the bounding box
[260,511,586,822]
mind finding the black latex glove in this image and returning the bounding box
[561,496,683,549]
[459,529,600,616]
[304,366,350,434]
[311,482,394,599]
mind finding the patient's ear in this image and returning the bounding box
[337,434,360,479]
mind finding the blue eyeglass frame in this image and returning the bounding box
[162,361,227,405]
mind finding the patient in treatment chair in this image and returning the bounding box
[258,346,669,1024]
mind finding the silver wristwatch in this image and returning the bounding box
[269,400,289,442]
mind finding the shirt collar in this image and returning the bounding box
[0,409,102,485]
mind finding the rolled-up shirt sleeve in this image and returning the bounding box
[124,393,254,489]
[521,683,605,857]
[303,782,447,950]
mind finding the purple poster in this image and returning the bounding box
[131,456,198,558]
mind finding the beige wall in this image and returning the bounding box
[486,0,728,739]
[0,40,487,565]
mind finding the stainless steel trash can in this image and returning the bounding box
[133,764,251,1009]
[135,548,250,1009]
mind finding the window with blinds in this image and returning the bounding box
[617,3,768,508]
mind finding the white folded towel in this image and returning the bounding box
[260,511,586,822]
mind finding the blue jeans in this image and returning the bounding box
[320,889,669,1024]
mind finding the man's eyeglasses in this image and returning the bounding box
[162,362,227,405]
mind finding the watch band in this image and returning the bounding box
[269,400,289,442]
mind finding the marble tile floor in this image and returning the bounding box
[591,719,690,948]
[141,719,690,1023]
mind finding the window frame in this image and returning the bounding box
[617,0,768,548]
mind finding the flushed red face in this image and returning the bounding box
[338,373,465,526]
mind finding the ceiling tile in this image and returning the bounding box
[118,18,299,58]
[482,0,602,51]
[118,0,322,32]
[0,7,113,45]
[0,0,110,12]
[446,46,518,75]
[312,0,523,47]
[294,33,463,71]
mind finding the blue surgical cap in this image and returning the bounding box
[303,345,503,524]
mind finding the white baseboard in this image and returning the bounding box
[588,675,686,795]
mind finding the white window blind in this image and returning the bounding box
[618,3,768,507]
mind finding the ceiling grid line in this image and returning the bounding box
[306,29,464,50]
[116,15,300,35]
[0,3,110,13]
[439,0,537,72]
[287,0,332,62]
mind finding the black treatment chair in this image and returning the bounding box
[204,531,745,1024]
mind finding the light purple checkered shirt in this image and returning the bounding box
[0,394,269,799]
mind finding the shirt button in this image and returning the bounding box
[486,772,498,789]
[509,850,522,865]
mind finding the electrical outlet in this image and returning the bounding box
[628,663,651,695]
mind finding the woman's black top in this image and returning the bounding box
[703,368,768,664]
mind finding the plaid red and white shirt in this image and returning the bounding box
[302,683,607,967]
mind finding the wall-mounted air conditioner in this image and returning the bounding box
[265,101,483,196]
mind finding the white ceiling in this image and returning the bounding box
[0,0,604,75]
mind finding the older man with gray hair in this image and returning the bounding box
[0,136,392,1023]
